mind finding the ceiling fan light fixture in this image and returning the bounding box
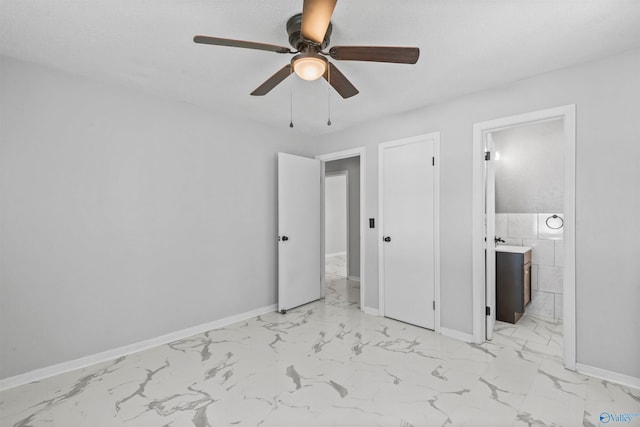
[292,53,327,81]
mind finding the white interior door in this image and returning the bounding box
[485,134,496,340]
[278,152,321,312]
[381,138,436,329]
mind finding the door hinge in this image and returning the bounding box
[486,306,491,316]
[432,156,435,166]
[485,151,491,161]
[433,300,436,310]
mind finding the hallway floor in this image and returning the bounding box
[325,253,360,310]
[1,270,638,426]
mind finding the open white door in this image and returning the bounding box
[485,133,496,340]
[278,153,321,313]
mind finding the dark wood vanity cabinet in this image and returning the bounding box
[496,249,532,324]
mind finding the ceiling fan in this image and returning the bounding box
[193,0,419,99]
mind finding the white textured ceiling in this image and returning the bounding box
[2,0,640,135]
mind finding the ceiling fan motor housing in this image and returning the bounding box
[286,13,332,51]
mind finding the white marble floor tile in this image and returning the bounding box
[583,378,640,427]
[514,358,591,427]
[325,254,347,277]
[2,277,637,427]
[492,314,564,363]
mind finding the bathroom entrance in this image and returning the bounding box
[472,105,576,370]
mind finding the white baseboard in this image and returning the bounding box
[576,363,640,390]
[325,251,347,258]
[0,304,277,392]
[440,327,475,343]
[348,275,360,282]
[362,306,379,316]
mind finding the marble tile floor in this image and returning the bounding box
[326,254,348,279]
[1,280,638,427]
[492,314,564,360]
[325,253,360,310]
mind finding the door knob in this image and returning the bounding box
[383,236,391,242]
[281,236,289,241]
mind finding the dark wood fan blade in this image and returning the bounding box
[323,62,358,99]
[193,36,293,54]
[301,0,337,44]
[329,46,420,64]
[251,65,292,96]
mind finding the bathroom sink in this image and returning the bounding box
[495,245,532,254]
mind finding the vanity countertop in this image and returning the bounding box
[495,245,532,254]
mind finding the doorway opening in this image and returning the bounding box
[324,167,357,307]
[472,105,576,370]
[316,148,365,312]
[487,120,566,356]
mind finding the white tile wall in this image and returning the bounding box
[537,265,563,293]
[538,213,564,240]
[527,290,555,318]
[496,214,508,237]
[498,212,564,319]
[523,239,555,266]
[554,294,564,320]
[554,240,564,267]
[503,238,523,246]
[507,214,538,238]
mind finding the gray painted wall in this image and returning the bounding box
[0,56,311,379]
[2,49,639,382]
[492,119,564,213]
[325,157,361,278]
[313,49,640,379]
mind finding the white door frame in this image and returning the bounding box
[471,105,576,370]
[315,148,366,311]
[485,132,497,340]
[378,132,441,333]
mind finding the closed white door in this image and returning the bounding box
[380,137,437,329]
[278,153,321,312]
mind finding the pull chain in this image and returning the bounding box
[327,64,332,126]
[289,83,294,128]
